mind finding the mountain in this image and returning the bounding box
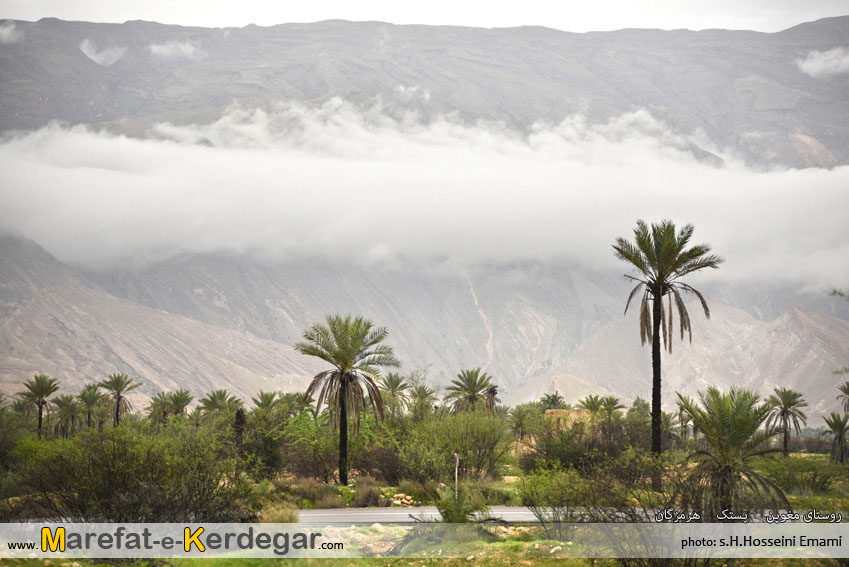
[0,236,322,407]
[1,235,846,415]
[1,17,848,167]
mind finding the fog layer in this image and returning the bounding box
[1,100,847,287]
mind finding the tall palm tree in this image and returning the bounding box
[445,368,492,412]
[295,314,400,485]
[539,392,569,410]
[837,381,849,414]
[99,373,141,426]
[766,388,808,457]
[613,219,723,457]
[19,373,60,438]
[824,412,848,464]
[677,388,785,515]
[77,383,103,428]
[167,389,193,416]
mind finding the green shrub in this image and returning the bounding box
[432,484,488,523]
[520,462,593,539]
[13,423,256,522]
[760,457,844,495]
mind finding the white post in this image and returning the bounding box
[454,451,459,494]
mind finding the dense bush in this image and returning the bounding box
[14,422,257,521]
[400,409,510,482]
[518,420,607,473]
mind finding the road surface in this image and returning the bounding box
[299,506,538,525]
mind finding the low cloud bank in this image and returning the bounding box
[148,40,206,61]
[797,46,849,78]
[79,38,126,66]
[0,100,846,288]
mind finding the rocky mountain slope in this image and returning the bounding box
[1,235,846,414]
[1,17,848,167]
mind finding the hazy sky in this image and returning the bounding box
[2,0,847,32]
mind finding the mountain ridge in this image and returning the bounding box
[1,235,846,415]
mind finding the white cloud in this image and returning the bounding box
[0,100,847,288]
[0,22,22,44]
[797,46,849,78]
[79,38,126,66]
[148,40,206,61]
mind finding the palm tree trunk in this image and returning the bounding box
[115,395,121,426]
[651,288,663,492]
[87,410,92,428]
[339,376,349,486]
[783,416,790,457]
[651,289,663,456]
[37,402,44,439]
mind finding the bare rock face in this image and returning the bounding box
[1,17,849,167]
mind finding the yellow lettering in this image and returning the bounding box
[184,527,205,552]
[42,527,65,552]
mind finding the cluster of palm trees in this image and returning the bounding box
[14,372,142,438]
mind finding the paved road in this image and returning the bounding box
[298,506,538,525]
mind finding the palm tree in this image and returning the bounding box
[167,389,193,416]
[539,392,569,410]
[379,372,411,417]
[445,368,492,412]
[199,389,243,416]
[146,392,170,424]
[600,395,625,416]
[19,374,60,438]
[99,373,141,426]
[766,388,808,457]
[613,219,723,457]
[837,382,849,414]
[824,413,848,464]
[295,314,400,485]
[279,391,314,417]
[578,394,604,414]
[509,403,543,441]
[677,388,785,515]
[661,411,680,450]
[77,383,103,428]
[53,394,83,438]
[251,390,279,411]
[408,383,438,421]
[484,384,500,414]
